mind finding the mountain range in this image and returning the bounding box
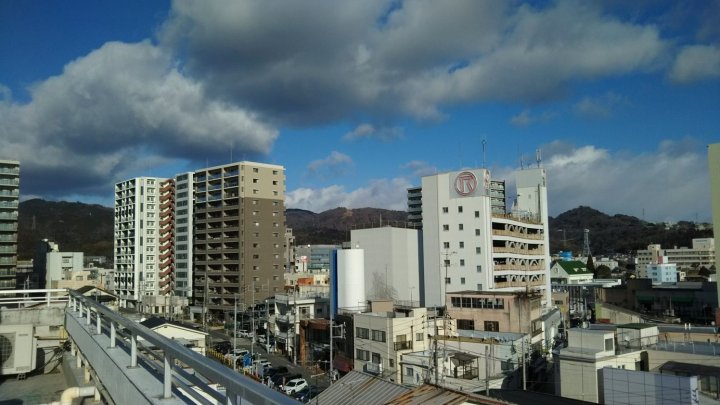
[15,199,712,260]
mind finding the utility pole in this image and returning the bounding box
[485,345,490,396]
[251,283,256,359]
[202,272,208,331]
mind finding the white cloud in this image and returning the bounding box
[161,0,669,123]
[573,92,629,119]
[510,109,557,126]
[0,41,278,199]
[669,44,720,83]
[542,140,709,222]
[286,177,412,213]
[305,151,354,178]
[343,123,404,142]
[401,160,438,178]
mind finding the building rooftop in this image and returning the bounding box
[554,260,593,275]
[312,370,411,405]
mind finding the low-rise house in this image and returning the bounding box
[550,260,593,284]
[139,317,208,355]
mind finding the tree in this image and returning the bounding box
[586,255,596,276]
[595,265,612,279]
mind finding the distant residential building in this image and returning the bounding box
[445,290,551,349]
[556,328,645,403]
[352,307,432,382]
[550,260,593,284]
[645,262,678,284]
[412,167,550,307]
[636,239,715,275]
[192,161,286,321]
[294,244,337,273]
[273,291,329,359]
[0,159,19,290]
[46,251,84,288]
[158,178,175,296]
[113,176,167,308]
[49,269,101,290]
[351,226,421,305]
[407,186,422,229]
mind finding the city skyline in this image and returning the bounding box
[1,1,718,222]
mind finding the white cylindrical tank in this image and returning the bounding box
[337,248,365,310]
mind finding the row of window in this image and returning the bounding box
[356,349,395,368]
[441,206,482,216]
[450,296,505,309]
[355,327,386,342]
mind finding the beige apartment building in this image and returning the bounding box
[192,162,286,320]
[0,160,19,290]
[446,290,543,335]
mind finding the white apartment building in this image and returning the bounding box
[350,226,421,305]
[114,177,167,307]
[46,251,84,287]
[416,167,550,307]
[645,262,678,284]
[636,239,715,275]
[353,307,432,383]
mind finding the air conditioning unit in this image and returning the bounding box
[0,324,37,375]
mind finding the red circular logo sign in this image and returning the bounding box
[455,171,477,196]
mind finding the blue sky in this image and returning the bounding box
[1,0,718,222]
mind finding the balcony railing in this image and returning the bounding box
[394,341,413,351]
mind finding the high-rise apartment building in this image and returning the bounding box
[192,162,286,320]
[174,172,194,298]
[413,166,550,307]
[158,178,175,296]
[113,177,167,307]
[0,160,19,290]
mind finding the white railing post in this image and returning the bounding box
[86,305,91,326]
[110,321,116,348]
[163,354,174,399]
[96,309,102,335]
[130,332,138,368]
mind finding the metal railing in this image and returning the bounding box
[67,290,296,404]
[0,288,69,306]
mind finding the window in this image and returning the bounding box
[444,259,450,266]
[458,224,464,231]
[389,359,395,368]
[253,167,259,173]
[443,242,450,249]
[445,277,451,284]
[484,321,499,332]
[476,247,481,254]
[356,349,370,361]
[405,367,414,377]
[460,259,465,266]
[461,277,466,284]
[475,211,480,218]
[416,333,423,341]
[477,284,483,290]
[356,327,370,339]
[442,207,449,213]
[459,242,464,248]
[273,170,278,175]
[476,265,482,273]
[443,224,449,231]
[457,319,475,330]
[253,178,258,183]
[371,330,386,342]
[371,352,381,364]
[604,338,614,351]
[475,229,481,236]
[458,206,463,213]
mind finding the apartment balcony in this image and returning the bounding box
[0,201,18,208]
[492,229,543,240]
[492,213,541,225]
[493,264,545,272]
[0,167,19,176]
[0,179,19,186]
[492,247,544,255]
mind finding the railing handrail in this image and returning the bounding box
[67,290,295,404]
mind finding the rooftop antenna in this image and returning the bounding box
[536,149,542,168]
[482,139,487,168]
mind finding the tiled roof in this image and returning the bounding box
[386,384,511,405]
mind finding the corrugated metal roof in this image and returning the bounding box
[311,370,411,405]
[386,384,512,405]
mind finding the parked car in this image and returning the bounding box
[282,378,308,395]
[253,359,272,369]
[271,372,301,386]
[295,386,321,403]
[224,348,249,361]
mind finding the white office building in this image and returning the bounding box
[350,226,422,306]
[415,167,550,307]
[114,177,167,307]
[636,239,715,274]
